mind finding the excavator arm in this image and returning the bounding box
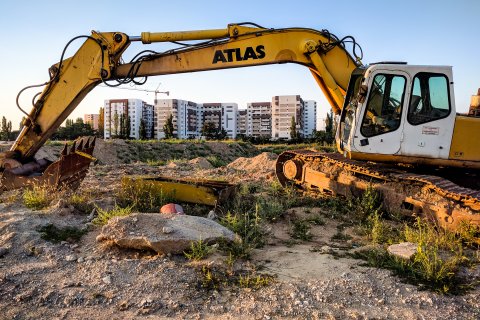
[1,23,361,191]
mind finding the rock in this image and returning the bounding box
[387,242,418,260]
[207,210,217,220]
[160,203,184,214]
[97,212,238,254]
[162,226,174,234]
[65,254,77,262]
[77,257,85,263]
[102,275,112,284]
[189,157,214,169]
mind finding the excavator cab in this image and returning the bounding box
[337,63,480,169]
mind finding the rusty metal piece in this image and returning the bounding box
[0,136,96,192]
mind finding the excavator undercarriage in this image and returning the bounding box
[276,150,480,231]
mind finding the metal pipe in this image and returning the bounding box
[140,29,229,44]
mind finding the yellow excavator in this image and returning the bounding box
[1,23,479,230]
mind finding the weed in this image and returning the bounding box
[37,224,86,243]
[117,178,175,212]
[92,204,133,226]
[290,219,313,241]
[184,239,213,261]
[353,218,472,294]
[306,214,326,226]
[257,198,285,222]
[206,155,227,168]
[219,207,265,259]
[367,211,399,244]
[68,192,94,214]
[197,265,273,290]
[23,184,54,210]
[238,273,273,288]
[331,231,352,242]
[353,185,382,222]
[146,159,166,166]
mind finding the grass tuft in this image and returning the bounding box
[23,185,54,210]
[92,204,133,225]
[37,224,86,243]
[184,239,213,261]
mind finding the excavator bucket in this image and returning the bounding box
[0,137,96,192]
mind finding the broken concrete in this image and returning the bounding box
[96,213,238,254]
[387,242,418,260]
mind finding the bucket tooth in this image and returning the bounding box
[69,141,77,154]
[91,136,96,148]
[77,139,84,151]
[61,143,69,156]
[84,137,91,149]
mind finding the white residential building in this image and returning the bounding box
[303,100,317,138]
[271,95,304,140]
[236,109,247,136]
[200,103,238,139]
[104,99,154,139]
[247,102,271,137]
[154,99,199,139]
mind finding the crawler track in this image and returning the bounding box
[276,150,480,230]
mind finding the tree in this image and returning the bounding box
[289,116,299,140]
[125,115,131,139]
[201,122,218,140]
[1,116,7,140]
[163,113,174,139]
[6,121,12,141]
[98,107,104,138]
[113,113,119,137]
[139,119,147,140]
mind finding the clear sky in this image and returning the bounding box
[1,0,479,129]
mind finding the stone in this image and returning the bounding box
[65,254,77,262]
[160,203,184,214]
[162,226,174,234]
[387,242,418,260]
[102,275,112,284]
[97,212,238,254]
[207,210,217,220]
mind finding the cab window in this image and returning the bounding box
[361,74,406,137]
[407,73,450,125]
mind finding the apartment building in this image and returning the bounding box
[247,102,271,137]
[84,114,99,130]
[200,103,238,139]
[104,99,154,139]
[154,99,199,139]
[271,95,304,139]
[236,109,247,136]
[303,100,317,138]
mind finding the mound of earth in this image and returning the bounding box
[227,152,277,177]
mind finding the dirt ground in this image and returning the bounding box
[1,146,480,319]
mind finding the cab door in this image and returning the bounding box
[353,70,410,155]
[400,71,455,159]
